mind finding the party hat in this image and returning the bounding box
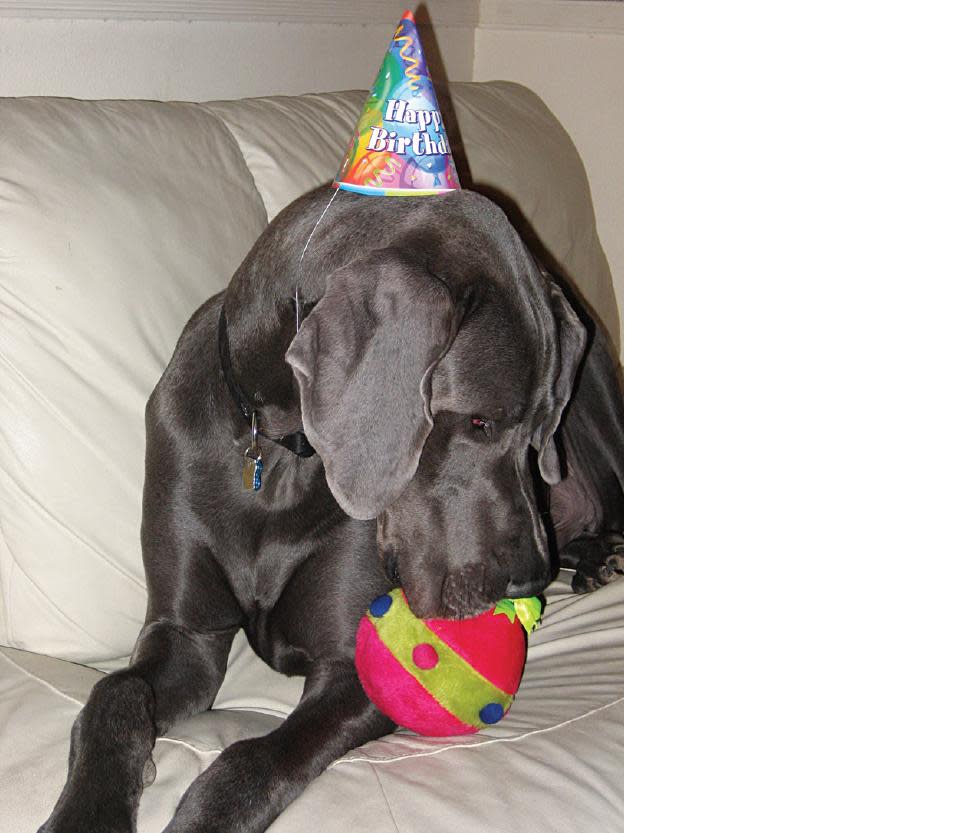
[335,10,460,197]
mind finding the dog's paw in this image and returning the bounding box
[571,533,623,594]
[38,773,139,833]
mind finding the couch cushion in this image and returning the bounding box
[0,98,268,665]
[200,91,365,223]
[0,576,622,833]
[446,81,621,346]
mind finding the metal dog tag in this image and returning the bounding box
[242,448,262,492]
[243,412,262,492]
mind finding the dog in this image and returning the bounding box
[40,188,623,833]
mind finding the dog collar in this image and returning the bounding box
[217,305,316,460]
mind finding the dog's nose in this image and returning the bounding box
[504,573,551,600]
[436,563,509,620]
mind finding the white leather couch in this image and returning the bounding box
[0,82,623,833]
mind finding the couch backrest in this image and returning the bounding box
[0,81,616,668]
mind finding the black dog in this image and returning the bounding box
[40,188,623,833]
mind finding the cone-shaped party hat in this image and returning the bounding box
[335,10,461,196]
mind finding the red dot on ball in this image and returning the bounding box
[412,643,439,669]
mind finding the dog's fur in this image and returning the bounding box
[40,189,623,833]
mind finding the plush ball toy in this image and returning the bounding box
[355,589,542,736]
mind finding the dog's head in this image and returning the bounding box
[285,191,586,619]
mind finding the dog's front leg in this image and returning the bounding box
[37,668,156,833]
[162,660,394,833]
[39,621,235,833]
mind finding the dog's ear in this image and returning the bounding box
[532,279,588,485]
[286,248,457,519]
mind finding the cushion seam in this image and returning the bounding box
[0,651,233,758]
[369,762,402,833]
[330,697,624,768]
[193,103,269,225]
[0,648,88,707]
[156,735,223,757]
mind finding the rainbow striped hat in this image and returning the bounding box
[334,10,461,197]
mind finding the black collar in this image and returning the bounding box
[217,304,316,458]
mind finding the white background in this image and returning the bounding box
[633,2,960,829]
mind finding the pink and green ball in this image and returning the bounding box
[355,588,528,736]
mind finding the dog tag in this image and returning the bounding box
[242,447,262,492]
[243,412,263,492]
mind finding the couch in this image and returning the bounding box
[0,81,623,832]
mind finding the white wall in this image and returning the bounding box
[474,0,623,351]
[0,4,477,100]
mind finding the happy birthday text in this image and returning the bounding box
[365,99,449,156]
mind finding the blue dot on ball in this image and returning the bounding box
[479,702,505,725]
[369,594,393,617]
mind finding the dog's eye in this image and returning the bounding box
[471,417,493,436]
